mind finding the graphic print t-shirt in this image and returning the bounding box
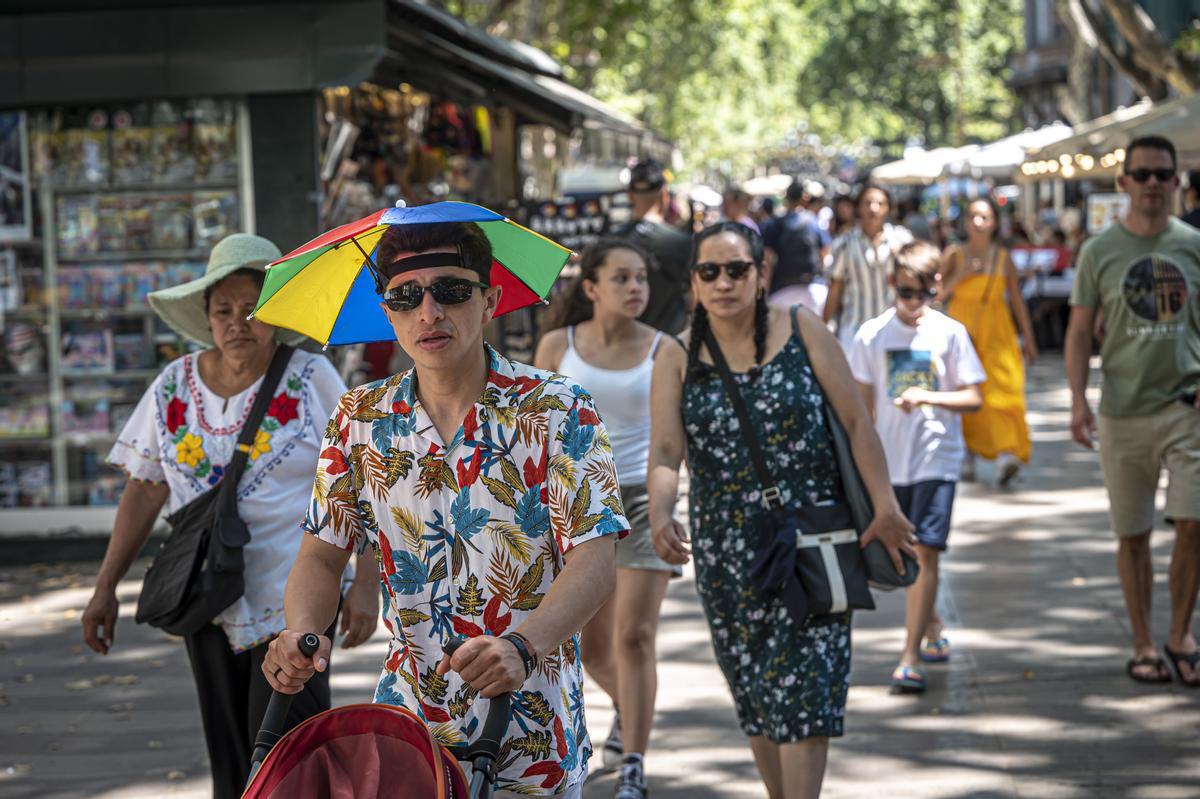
[1070,218,1200,417]
[848,308,986,485]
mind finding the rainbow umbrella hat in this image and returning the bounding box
[251,201,572,346]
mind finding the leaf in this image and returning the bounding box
[486,549,521,605]
[520,760,565,789]
[396,608,431,626]
[483,594,511,635]
[428,722,467,747]
[489,521,534,565]
[511,555,546,611]
[585,459,620,497]
[390,506,425,554]
[515,691,555,726]
[601,495,623,516]
[547,454,577,491]
[450,488,490,540]
[510,731,552,761]
[384,448,414,487]
[558,409,594,461]
[361,445,389,499]
[452,616,483,637]
[427,557,448,584]
[455,574,485,616]
[481,475,518,509]
[451,534,467,579]
[500,458,525,494]
[419,667,450,703]
[515,488,550,539]
[417,452,459,499]
[387,551,429,595]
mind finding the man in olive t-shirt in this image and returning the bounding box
[1065,135,1200,687]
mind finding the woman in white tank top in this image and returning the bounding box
[534,238,677,799]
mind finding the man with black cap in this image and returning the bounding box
[611,158,692,334]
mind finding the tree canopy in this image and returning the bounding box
[436,0,1024,176]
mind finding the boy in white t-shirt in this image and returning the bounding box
[848,241,986,694]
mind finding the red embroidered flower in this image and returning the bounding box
[165,397,187,434]
[267,392,299,426]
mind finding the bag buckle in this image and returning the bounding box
[761,486,783,510]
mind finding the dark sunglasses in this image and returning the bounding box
[382,277,488,312]
[1127,168,1175,183]
[896,286,937,302]
[692,260,755,282]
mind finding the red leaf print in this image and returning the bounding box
[521,761,564,789]
[463,408,479,440]
[483,595,511,635]
[267,393,299,426]
[385,647,405,672]
[165,397,187,434]
[554,716,568,759]
[452,616,483,638]
[577,408,600,426]
[321,446,349,475]
[377,530,397,579]
[514,375,542,394]
[456,451,482,489]
[392,400,411,415]
[523,451,547,489]
[489,369,514,389]
[420,702,451,723]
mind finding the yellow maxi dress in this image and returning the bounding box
[946,250,1032,462]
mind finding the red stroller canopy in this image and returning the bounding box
[242,703,469,799]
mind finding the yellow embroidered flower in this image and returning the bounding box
[175,433,206,469]
[249,428,272,461]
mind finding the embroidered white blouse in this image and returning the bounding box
[108,348,347,651]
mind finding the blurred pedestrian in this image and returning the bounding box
[764,179,831,315]
[1181,171,1200,229]
[753,195,778,230]
[612,158,693,334]
[831,193,856,239]
[80,234,378,799]
[535,238,678,799]
[824,184,913,349]
[848,241,984,693]
[723,183,759,232]
[263,219,625,798]
[940,197,1038,485]
[648,222,915,799]
[1065,135,1200,686]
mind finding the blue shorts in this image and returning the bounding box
[893,480,957,551]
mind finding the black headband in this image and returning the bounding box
[374,249,467,293]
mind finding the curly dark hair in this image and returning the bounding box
[372,221,493,291]
[540,238,655,333]
[685,221,768,382]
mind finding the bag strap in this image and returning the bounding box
[219,344,295,498]
[701,327,782,509]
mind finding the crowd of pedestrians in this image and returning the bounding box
[80,135,1199,799]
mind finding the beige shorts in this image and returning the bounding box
[617,485,683,577]
[1098,402,1200,536]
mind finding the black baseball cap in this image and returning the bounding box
[629,158,667,192]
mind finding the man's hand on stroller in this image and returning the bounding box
[263,629,332,694]
[436,636,527,698]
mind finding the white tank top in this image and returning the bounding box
[557,327,662,486]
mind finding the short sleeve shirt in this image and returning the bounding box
[830,224,914,348]
[303,346,628,795]
[848,308,986,485]
[1070,218,1200,416]
[107,349,347,651]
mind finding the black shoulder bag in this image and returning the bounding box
[135,345,294,636]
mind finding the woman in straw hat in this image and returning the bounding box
[80,233,378,798]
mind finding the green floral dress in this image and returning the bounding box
[682,321,852,742]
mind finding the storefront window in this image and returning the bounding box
[0,98,244,509]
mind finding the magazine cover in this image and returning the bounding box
[123,197,154,252]
[0,250,19,312]
[63,109,110,186]
[56,195,99,259]
[17,461,51,506]
[61,326,115,372]
[96,195,127,253]
[152,195,192,250]
[111,104,154,185]
[193,190,239,247]
[0,386,50,438]
[0,112,32,242]
[88,266,126,309]
[113,333,148,370]
[193,99,238,183]
[150,101,196,184]
[123,262,160,307]
[2,321,44,376]
[57,266,89,309]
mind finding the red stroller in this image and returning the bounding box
[242,636,510,799]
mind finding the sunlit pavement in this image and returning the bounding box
[2,355,1198,798]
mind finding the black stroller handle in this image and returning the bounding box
[442,637,514,799]
[246,633,321,785]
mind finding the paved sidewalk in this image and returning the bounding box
[2,357,1198,798]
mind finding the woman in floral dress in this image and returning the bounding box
[80,234,378,799]
[647,222,915,799]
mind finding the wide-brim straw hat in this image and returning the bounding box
[147,233,309,348]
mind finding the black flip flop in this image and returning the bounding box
[1162,645,1200,688]
[1126,655,1171,683]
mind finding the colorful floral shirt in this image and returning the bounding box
[109,349,347,651]
[304,345,627,796]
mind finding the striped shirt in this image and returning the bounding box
[830,223,913,348]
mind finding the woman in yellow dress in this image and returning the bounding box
[940,198,1038,486]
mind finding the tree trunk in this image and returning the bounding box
[1100,0,1200,95]
[1063,0,1168,100]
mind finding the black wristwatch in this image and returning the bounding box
[501,632,536,680]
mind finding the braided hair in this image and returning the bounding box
[686,221,768,381]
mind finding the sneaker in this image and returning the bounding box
[614,754,647,799]
[601,711,623,771]
[997,454,1021,488]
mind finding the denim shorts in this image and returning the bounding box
[893,480,957,551]
[617,484,683,577]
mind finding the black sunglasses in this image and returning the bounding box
[896,286,937,302]
[382,277,488,312]
[1127,168,1176,184]
[692,260,755,282]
